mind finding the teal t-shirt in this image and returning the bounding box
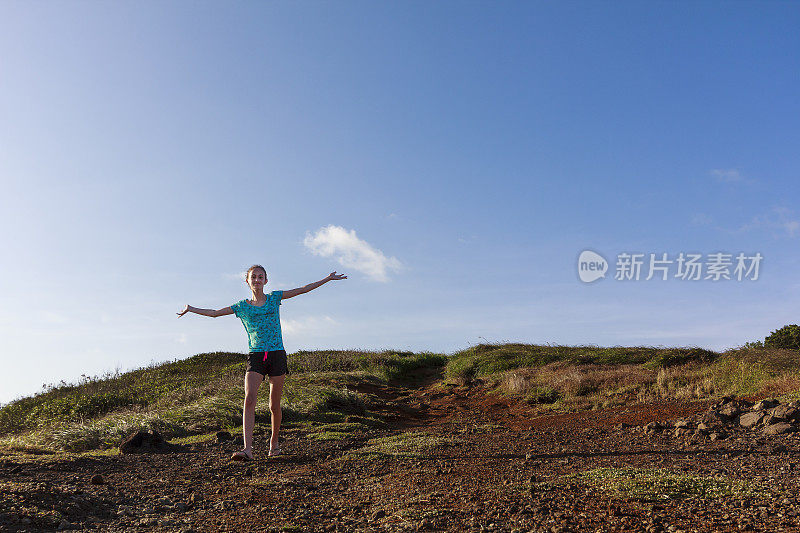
[230,291,285,352]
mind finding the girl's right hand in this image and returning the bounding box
[177,305,191,317]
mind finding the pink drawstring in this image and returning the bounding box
[263,351,269,362]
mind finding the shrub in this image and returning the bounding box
[646,348,717,368]
[764,325,800,350]
[740,340,764,349]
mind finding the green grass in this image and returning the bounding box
[291,349,447,381]
[2,395,242,452]
[0,351,245,436]
[305,420,376,441]
[309,421,376,432]
[348,431,465,458]
[572,467,772,502]
[168,431,219,446]
[308,431,351,441]
[0,349,446,453]
[445,344,718,382]
[5,343,800,454]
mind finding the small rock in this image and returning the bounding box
[371,509,386,520]
[753,399,779,411]
[699,411,726,428]
[119,430,168,454]
[57,520,74,530]
[770,405,790,419]
[739,412,764,428]
[674,419,692,429]
[215,431,232,443]
[763,423,794,435]
[718,403,741,418]
[762,415,780,427]
[90,474,104,485]
[645,422,663,433]
[772,405,800,422]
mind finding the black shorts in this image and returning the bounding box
[247,350,289,377]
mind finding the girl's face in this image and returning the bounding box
[247,269,267,290]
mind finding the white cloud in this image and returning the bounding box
[223,271,247,282]
[740,207,799,237]
[223,270,293,289]
[690,213,713,226]
[303,225,402,282]
[710,168,746,183]
[282,315,338,336]
[42,311,69,324]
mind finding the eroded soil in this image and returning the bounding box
[3,372,800,532]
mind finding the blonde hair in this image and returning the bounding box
[245,264,267,283]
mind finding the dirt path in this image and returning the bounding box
[3,373,800,532]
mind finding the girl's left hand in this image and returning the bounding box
[328,271,347,281]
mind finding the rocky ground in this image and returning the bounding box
[3,373,800,532]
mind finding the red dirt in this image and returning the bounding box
[3,371,800,532]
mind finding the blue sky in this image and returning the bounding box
[1,1,799,404]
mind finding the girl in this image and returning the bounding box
[177,265,347,460]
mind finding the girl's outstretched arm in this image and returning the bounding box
[282,272,347,300]
[177,305,234,318]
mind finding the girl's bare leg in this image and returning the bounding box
[242,371,264,454]
[268,374,286,450]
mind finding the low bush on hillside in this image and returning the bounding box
[764,325,800,350]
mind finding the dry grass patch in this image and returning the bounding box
[496,362,656,409]
[470,344,800,410]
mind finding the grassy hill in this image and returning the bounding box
[445,344,800,409]
[2,344,799,454]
